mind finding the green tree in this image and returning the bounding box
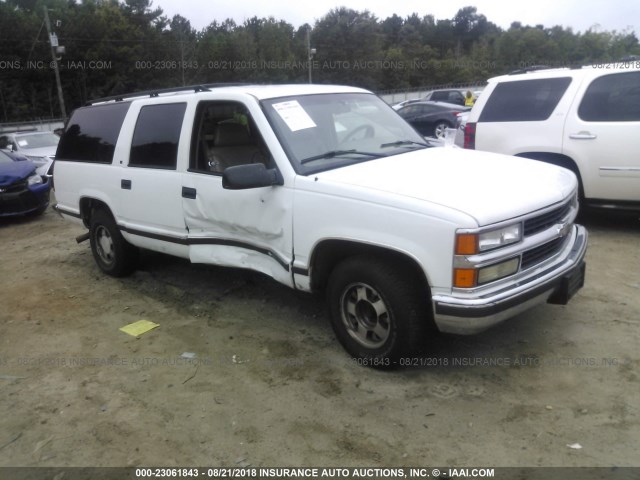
[312,7,383,89]
[1,0,638,122]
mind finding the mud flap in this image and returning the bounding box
[547,261,586,305]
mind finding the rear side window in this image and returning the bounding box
[56,102,131,163]
[479,77,572,122]
[129,103,187,169]
[578,71,640,122]
[399,106,416,116]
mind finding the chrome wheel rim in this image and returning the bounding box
[434,123,447,139]
[95,226,115,265]
[340,282,391,348]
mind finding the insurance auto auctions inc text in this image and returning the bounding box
[253,467,495,478]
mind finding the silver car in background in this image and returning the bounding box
[0,130,59,175]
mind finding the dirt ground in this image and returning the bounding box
[0,203,639,469]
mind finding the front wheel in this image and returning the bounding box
[89,209,138,277]
[327,256,431,367]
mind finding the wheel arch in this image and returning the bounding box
[309,239,433,297]
[79,197,115,229]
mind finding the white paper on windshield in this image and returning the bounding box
[272,100,316,132]
[17,140,28,147]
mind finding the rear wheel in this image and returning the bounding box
[433,121,451,139]
[89,209,138,277]
[327,255,431,367]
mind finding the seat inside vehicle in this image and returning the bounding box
[194,102,268,174]
[204,122,262,173]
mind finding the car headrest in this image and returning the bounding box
[214,122,251,147]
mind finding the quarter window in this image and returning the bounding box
[57,102,131,163]
[479,77,572,122]
[578,72,640,122]
[129,103,187,169]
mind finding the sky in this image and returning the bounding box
[153,0,639,36]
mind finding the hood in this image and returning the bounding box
[22,146,57,158]
[315,147,577,226]
[0,160,36,186]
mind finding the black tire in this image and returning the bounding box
[327,255,432,367]
[89,209,138,277]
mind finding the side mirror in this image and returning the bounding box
[222,163,283,190]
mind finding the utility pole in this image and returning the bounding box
[0,82,8,122]
[307,26,316,84]
[43,6,67,120]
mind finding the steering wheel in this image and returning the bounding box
[341,124,374,143]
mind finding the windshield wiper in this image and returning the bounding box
[300,149,382,165]
[380,140,430,149]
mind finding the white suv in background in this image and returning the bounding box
[463,62,640,210]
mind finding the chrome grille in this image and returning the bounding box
[0,180,27,194]
[521,237,566,269]
[524,201,572,236]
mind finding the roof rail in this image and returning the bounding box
[508,58,639,76]
[85,83,250,106]
[508,65,551,75]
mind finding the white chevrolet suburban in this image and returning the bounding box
[53,84,587,366]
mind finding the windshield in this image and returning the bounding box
[0,151,14,164]
[16,132,60,150]
[262,92,429,174]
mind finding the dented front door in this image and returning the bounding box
[181,172,294,287]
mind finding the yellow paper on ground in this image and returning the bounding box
[119,320,159,337]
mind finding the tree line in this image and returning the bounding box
[0,0,638,121]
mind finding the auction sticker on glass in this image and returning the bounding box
[272,100,316,131]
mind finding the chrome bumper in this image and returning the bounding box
[432,224,587,335]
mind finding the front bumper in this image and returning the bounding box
[432,224,587,334]
[0,179,51,217]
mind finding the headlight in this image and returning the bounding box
[456,223,522,255]
[453,257,520,288]
[477,257,520,285]
[27,174,43,186]
[453,223,523,288]
[479,224,521,251]
[26,155,47,165]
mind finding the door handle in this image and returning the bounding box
[569,132,597,140]
[121,179,132,189]
[182,187,197,199]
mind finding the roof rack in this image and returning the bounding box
[508,65,551,75]
[85,83,250,106]
[508,57,640,76]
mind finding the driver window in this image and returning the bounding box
[190,101,271,174]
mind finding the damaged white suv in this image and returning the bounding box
[53,84,587,366]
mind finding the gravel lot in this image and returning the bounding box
[0,204,638,468]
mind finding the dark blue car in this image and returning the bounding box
[0,149,51,217]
